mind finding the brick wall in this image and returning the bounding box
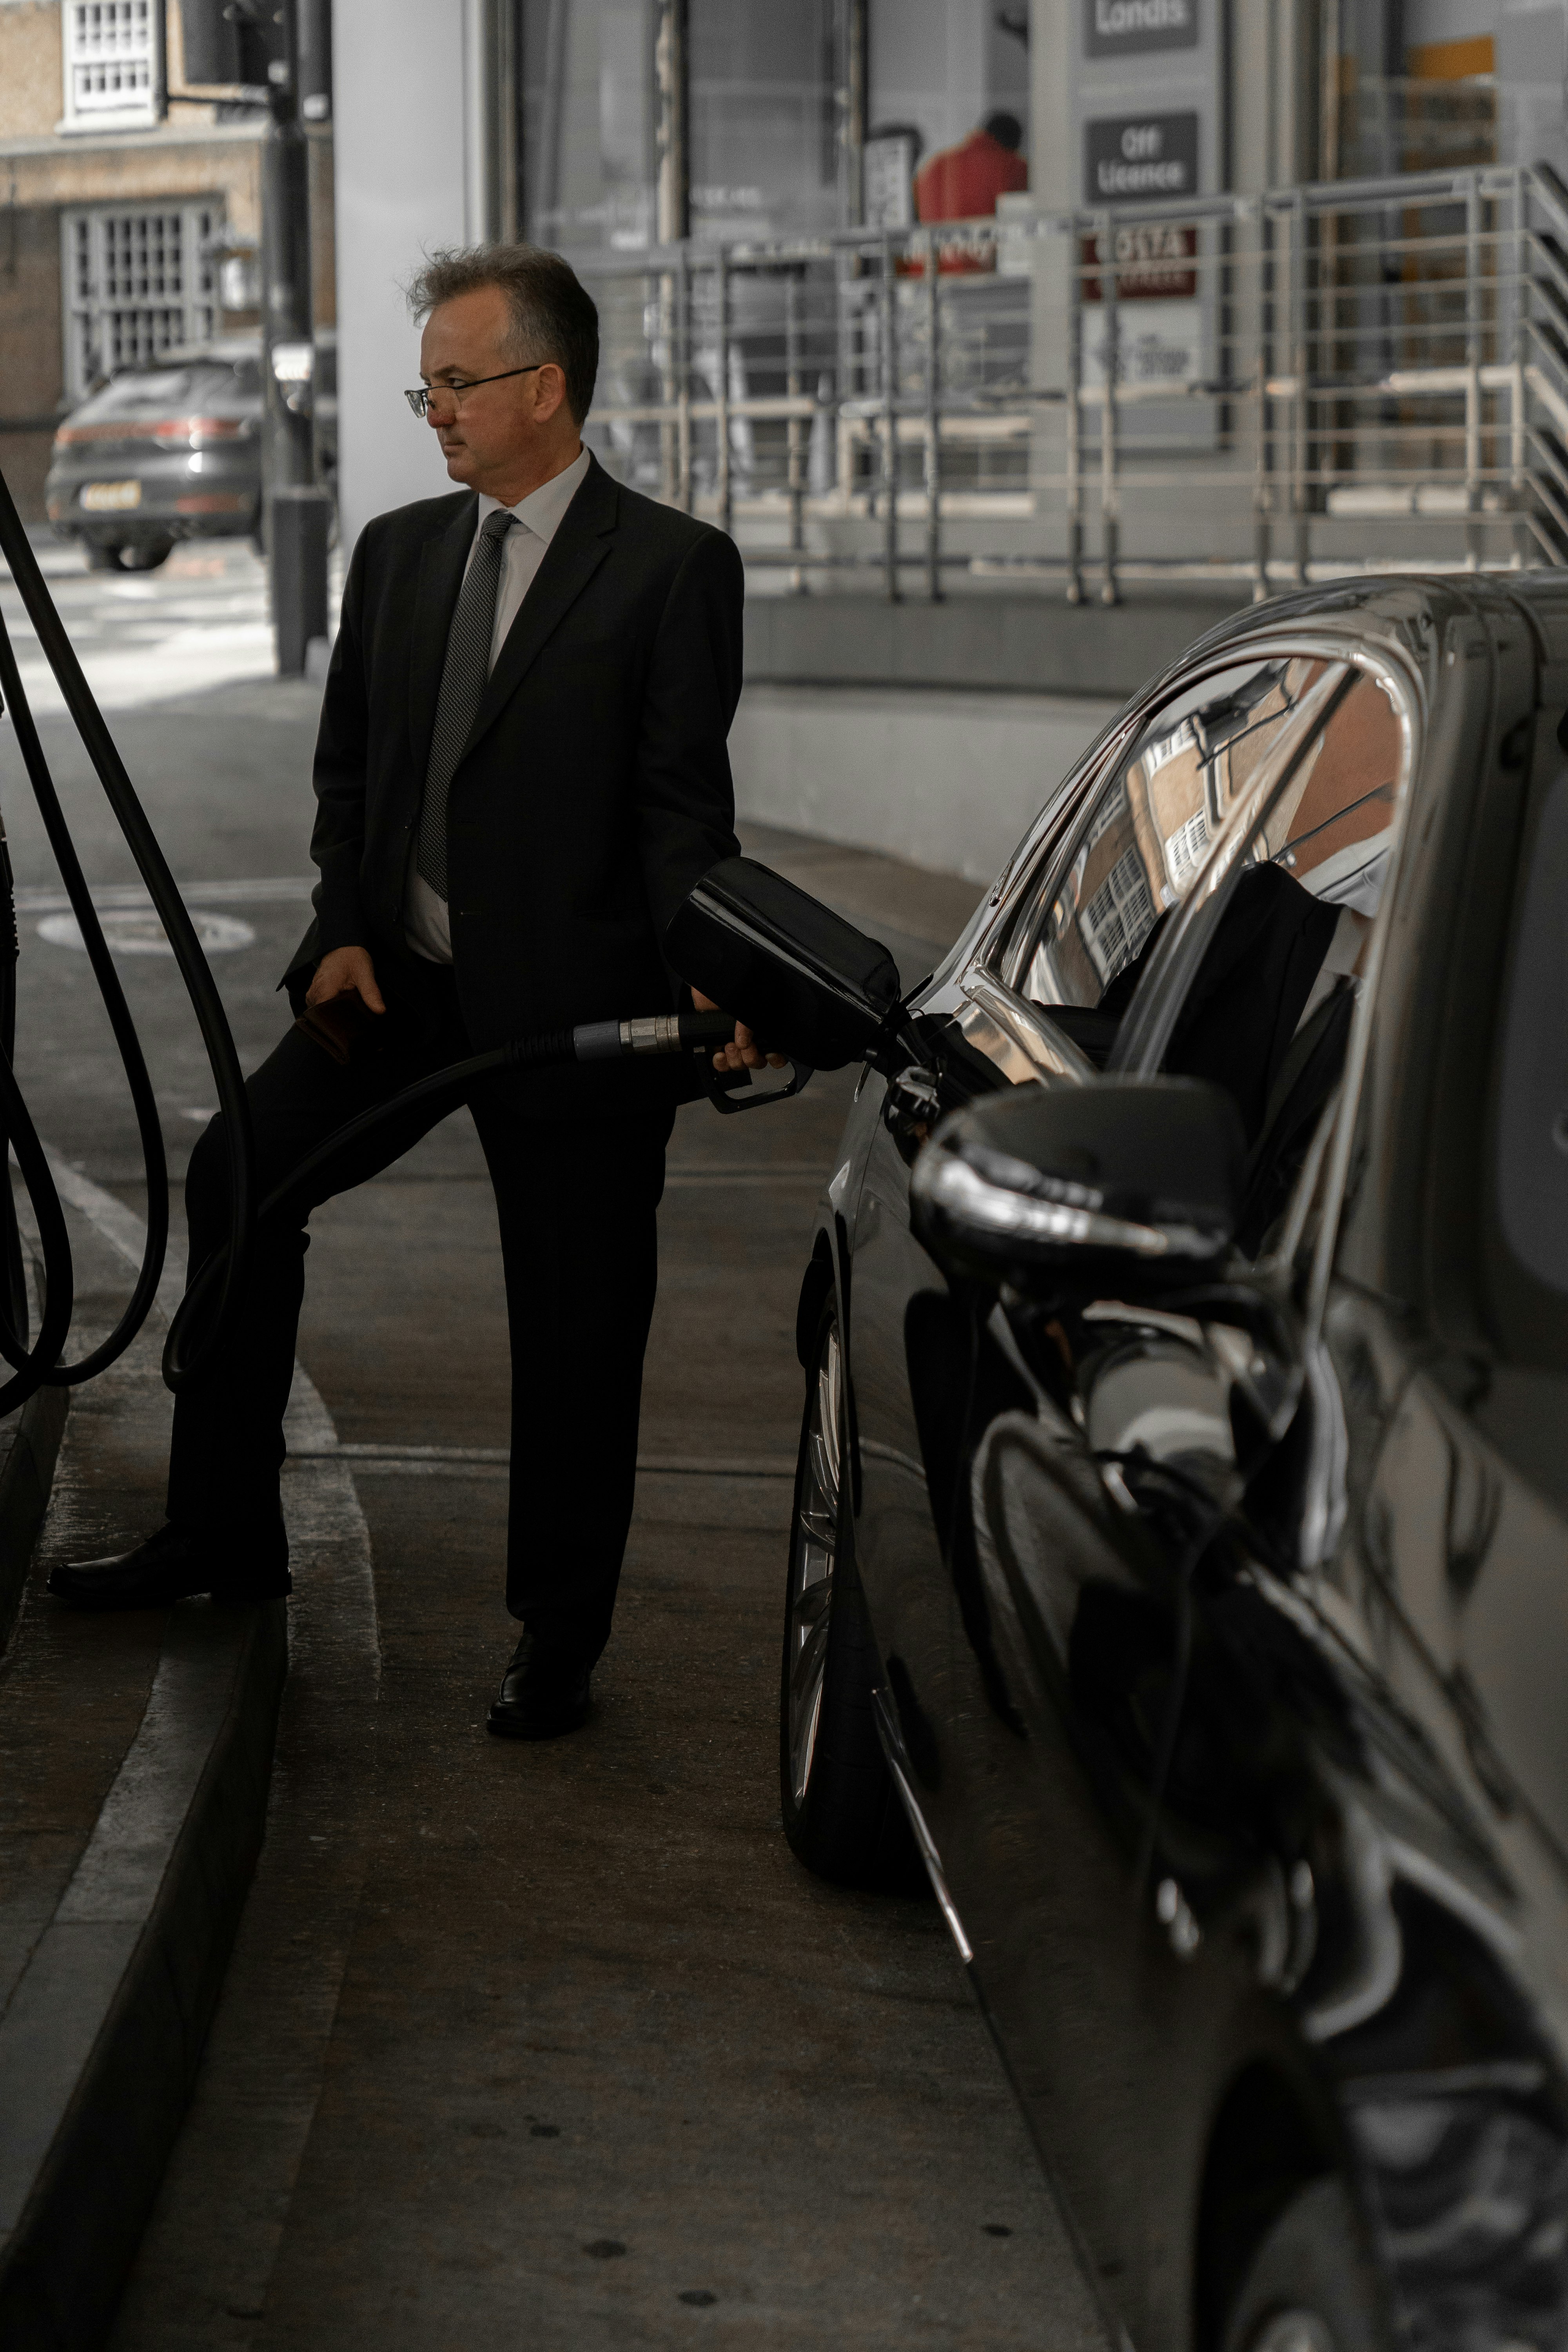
[0,2,64,143]
[0,200,64,519]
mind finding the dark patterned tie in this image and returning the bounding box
[415,506,516,901]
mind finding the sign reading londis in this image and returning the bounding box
[1085,0,1199,56]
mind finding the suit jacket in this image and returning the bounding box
[284,451,743,1117]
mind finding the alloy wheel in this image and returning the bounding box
[786,1324,842,1808]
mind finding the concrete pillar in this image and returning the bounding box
[331,0,492,552]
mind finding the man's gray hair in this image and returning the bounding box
[407,243,598,426]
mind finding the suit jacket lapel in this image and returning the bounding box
[458,455,619,767]
[407,494,477,782]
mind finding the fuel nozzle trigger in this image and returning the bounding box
[699,1051,815,1115]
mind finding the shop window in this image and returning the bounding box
[867,0,1030,229]
[521,0,659,254]
[62,205,222,398]
[688,0,844,242]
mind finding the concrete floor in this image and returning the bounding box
[1,550,1109,2350]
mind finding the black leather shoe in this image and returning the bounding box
[47,1522,291,1611]
[486,1632,592,1741]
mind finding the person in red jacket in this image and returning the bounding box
[915,111,1029,223]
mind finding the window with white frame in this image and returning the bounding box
[62,2,160,128]
[62,205,222,397]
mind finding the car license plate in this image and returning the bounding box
[80,480,142,512]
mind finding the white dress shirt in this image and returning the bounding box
[403,443,593,964]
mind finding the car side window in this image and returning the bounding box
[1132,664,1410,1259]
[994,656,1340,1066]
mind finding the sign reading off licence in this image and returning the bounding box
[80,480,141,512]
[1085,113,1199,204]
[1085,0,1197,54]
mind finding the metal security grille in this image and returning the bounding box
[62,206,222,398]
[64,0,156,120]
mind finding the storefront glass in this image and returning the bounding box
[521,0,658,254]
[688,0,844,242]
[865,0,1029,229]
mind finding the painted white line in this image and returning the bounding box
[287,1442,797,1479]
[33,1147,383,2341]
[37,909,256,958]
[30,1142,372,1590]
[668,1171,827,1185]
[15,877,316,915]
[40,1145,189,1326]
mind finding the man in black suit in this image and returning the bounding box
[51,245,762,1739]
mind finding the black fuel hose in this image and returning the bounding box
[161,1008,740,1385]
[0,465,256,1412]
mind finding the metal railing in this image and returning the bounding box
[573,162,1568,603]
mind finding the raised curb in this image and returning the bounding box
[0,1598,287,2351]
[0,1380,68,1654]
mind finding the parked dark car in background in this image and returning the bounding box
[44,333,337,572]
[781,574,1568,2352]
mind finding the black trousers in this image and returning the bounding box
[167,964,673,1660]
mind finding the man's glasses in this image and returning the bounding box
[404,363,545,420]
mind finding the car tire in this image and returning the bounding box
[84,542,123,572]
[118,537,173,572]
[779,1302,925,1894]
[1221,2177,1390,2352]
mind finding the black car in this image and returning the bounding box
[44,334,336,572]
[779,576,1568,2352]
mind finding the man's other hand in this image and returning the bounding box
[690,988,786,1072]
[306,946,386,1014]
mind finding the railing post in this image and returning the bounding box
[677,246,693,513]
[1253,202,1273,602]
[882,230,900,603]
[1066,214,1084,604]
[1098,209,1120,607]
[784,267,806,591]
[1291,192,1309,585]
[717,248,732,539]
[658,264,676,506]
[1465,171,1483,569]
[1512,174,1532,568]
[924,230,942,602]
[1253,352,1272,601]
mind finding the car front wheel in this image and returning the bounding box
[779,1302,923,1893]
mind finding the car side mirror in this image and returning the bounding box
[911,1077,1245,1292]
[664,856,903,1070]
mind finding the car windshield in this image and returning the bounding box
[74,363,254,419]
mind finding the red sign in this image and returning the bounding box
[1081,223,1197,302]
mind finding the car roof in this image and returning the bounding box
[104,323,338,372]
[1149,570,1568,684]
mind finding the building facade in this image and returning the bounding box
[0,0,333,521]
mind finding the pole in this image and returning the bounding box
[924,230,941,603]
[263,0,330,677]
[881,232,900,603]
